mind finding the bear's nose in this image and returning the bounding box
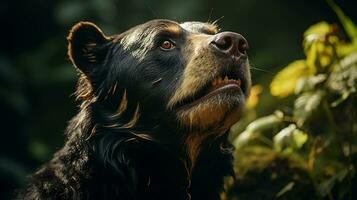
[210,32,248,57]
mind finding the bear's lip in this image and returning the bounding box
[189,76,241,105]
[208,76,241,93]
[174,69,246,109]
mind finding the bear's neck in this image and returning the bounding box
[108,103,235,198]
[45,108,234,200]
[89,127,233,200]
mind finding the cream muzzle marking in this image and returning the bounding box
[167,35,222,109]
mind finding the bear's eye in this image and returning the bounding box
[160,40,175,51]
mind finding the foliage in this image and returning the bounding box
[229,2,357,200]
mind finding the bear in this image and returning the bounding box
[17,19,251,200]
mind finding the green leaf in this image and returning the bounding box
[306,41,319,69]
[318,176,335,197]
[294,91,324,126]
[295,74,327,94]
[317,168,349,197]
[304,38,335,70]
[328,52,357,106]
[304,21,330,37]
[331,91,350,107]
[276,182,295,198]
[233,130,255,149]
[326,0,357,42]
[246,113,283,133]
[292,129,309,148]
[337,42,357,57]
[233,112,283,149]
[270,60,316,97]
[273,124,308,151]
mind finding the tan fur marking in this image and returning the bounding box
[122,104,140,128]
[129,131,153,141]
[104,82,118,100]
[86,43,97,47]
[76,89,92,100]
[75,75,93,100]
[168,34,221,109]
[185,132,209,171]
[183,106,242,172]
[111,90,128,117]
[102,124,120,128]
[204,24,220,35]
[86,124,98,141]
[220,176,235,200]
[164,24,182,38]
[168,29,247,130]
[177,101,227,130]
[221,107,242,131]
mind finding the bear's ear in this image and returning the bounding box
[67,22,111,75]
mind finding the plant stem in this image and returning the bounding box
[322,100,348,161]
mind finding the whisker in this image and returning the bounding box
[207,8,214,23]
[212,16,225,25]
[249,65,274,75]
[251,67,273,74]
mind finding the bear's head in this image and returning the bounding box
[67,20,251,159]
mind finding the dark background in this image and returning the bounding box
[1,0,356,199]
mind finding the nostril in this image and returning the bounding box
[210,32,249,57]
[215,37,232,51]
[211,34,234,52]
[238,39,249,55]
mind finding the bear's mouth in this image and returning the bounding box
[175,68,247,109]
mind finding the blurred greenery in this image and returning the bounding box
[228,2,356,199]
[0,0,356,199]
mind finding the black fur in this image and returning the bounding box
[17,19,250,200]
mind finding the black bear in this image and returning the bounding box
[17,19,251,200]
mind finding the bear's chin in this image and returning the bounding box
[175,91,243,132]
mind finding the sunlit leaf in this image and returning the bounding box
[305,39,335,70]
[306,42,319,69]
[295,74,327,94]
[246,85,263,109]
[337,42,357,56]
[303,22,333,59]
[246,113,283,133]
[233,130,255,149]
[292,129,309,148]
[303,22,339,71]
[294,90,324,127]
[328,52,357,106]
[233,112,283,149]
[274,125,296,151]
[273,124,308,151]
[303,21,330,37]
[270,60,316,97]
[331,92,350,107]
